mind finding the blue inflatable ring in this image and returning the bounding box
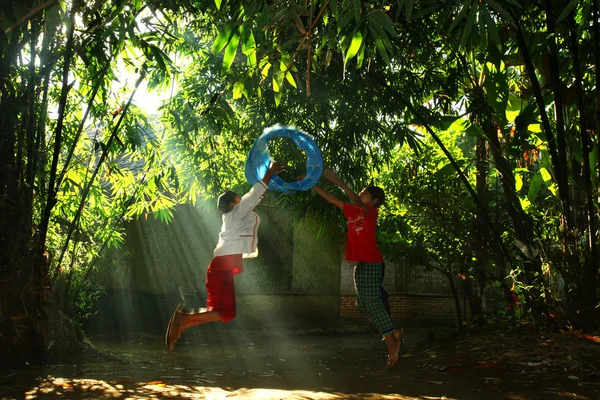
[245,126,323,194]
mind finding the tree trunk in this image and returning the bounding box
[480,116,547,322]
[447,270,463,331]
[514,17,571,227]
[594,2,600,191]
[568,15,598,329]
[471,135,490,322]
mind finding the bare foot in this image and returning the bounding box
[385,330,403,368]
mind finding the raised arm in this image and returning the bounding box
[323,170,369,214]
[235,162,285,218]
[312,185,346,210]
[262,161,285,185]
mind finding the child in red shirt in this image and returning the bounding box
[312,171,403,368]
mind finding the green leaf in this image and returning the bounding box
[240,23,257,66]
[330,0,339,20]
[285,71,297,88]
[261,61,271,77]
[484,60,508,118]
[374,37,391,66]
[465,123,485,137]
[353,0,361,24]
[435,115,464,131]
[222,30,240,71]
[338,11,355,32]
[482,8,501,49]
[357,39,366,68]
[460,6,477,49]
[436,2,453,34]
[368,16,393,52]
[479,8,488,49]
[215,0,222,11]
[515,174,523,191]
[540,167,552,182]
[449,0,472,33]
[413,4,441,20]
[257,5,270,29]
[557,0,579,23]
[273,71,284,92]
[345,30,363,64]
[368,10,398,38]
[503,0,522,6]
[233,81,244,99]
[241,24,256,55]
[212,24,233,54]
[485,0,516,28]
[528,173,543,201]
[405,0,415,20]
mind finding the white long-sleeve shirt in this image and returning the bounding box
[213,180,268,258]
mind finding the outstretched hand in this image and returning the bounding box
[269,161,285,174]
[323,170,343,185]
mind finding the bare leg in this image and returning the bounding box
[179,308,223,333]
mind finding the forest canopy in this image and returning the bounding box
[0,0,599,360]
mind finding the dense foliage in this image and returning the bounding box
[1,0,598,360]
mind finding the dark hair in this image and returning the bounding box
[217,190,238,213]
[366,186,385,208]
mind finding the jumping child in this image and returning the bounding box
[311,170,403,367]
[165,162,285,350]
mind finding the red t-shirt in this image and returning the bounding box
[343,204,384,263]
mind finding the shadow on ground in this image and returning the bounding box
[1,326,598,400]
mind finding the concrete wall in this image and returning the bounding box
[87,205,342,335]
[87,203,461,336]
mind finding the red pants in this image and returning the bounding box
[206,255,242,323]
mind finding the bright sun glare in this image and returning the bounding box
[25,376,413,399]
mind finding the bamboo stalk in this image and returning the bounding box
[53,70,147,278]
[55,62,111,191]
[543,0,572,228]
[24,19,38,233]
[3,0,58,34]
[39,0,79,252]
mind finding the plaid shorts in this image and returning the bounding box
[354,262,395,335]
